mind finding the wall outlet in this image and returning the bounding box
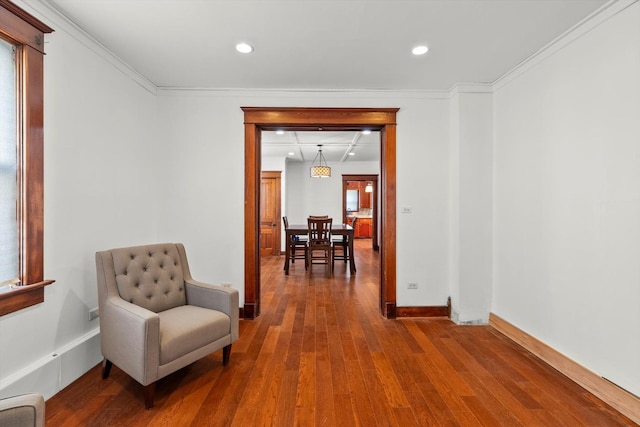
[89,307,99,321]
[407,282,418,289]
[221,282,232,288]
[401,206,412,213]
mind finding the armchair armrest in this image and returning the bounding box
[0,393,45,427]
[184,279,239,342]
[100,296,160,385]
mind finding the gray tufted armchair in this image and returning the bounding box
[0,393,45,426]
[95,243,239,409]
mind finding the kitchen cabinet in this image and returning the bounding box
[355,217,372,238]
[359,182,371,208]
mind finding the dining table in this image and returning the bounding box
[284,223,355,275]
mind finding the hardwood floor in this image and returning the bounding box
[45,239,635,426]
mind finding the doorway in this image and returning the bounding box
[342,174,379,251]
[243,107,398,319]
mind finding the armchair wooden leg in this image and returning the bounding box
[223,344,232,366]
[102,359,113,380]
[143,383,155,409]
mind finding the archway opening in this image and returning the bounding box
[242,107,398,319]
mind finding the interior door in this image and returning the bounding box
[260,171,281,256]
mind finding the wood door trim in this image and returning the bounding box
[243,107,398,319]
[341,174,379,250]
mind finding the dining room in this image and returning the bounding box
[261,130,380,279]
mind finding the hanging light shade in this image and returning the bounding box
[365,184,373,193]
[310,144,331,178]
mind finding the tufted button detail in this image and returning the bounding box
[164,250,168,255]
[135,282,139,287]
[154,279,158,284]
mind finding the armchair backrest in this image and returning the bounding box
[98,243,187,313]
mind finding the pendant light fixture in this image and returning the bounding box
[310,144,331,178]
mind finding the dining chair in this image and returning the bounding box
[307,217,333,274]
[283,216,308,269]
[332,216,357,269]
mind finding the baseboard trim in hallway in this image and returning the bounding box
[489,312,640,425]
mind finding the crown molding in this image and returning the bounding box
[14,0,637,99]
[16,0,157,94]
[493,0,638,91]
[156,86,451,99]
[449,83,494,96]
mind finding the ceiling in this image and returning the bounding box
[40,0,609,162]
[44,0,608,91]
[262,130,380,163]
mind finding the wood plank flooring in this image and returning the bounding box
[45,240,636,426]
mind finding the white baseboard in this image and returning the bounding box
[489,313,640,425]
[451,309,488,325]
[0,328,102,400]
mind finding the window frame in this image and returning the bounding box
[0,0,54,316]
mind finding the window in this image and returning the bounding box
[0,37,17,286]
[346,189,359,212]
[0,1,54,316]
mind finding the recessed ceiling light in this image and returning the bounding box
[236,43,253,54]
[276,130,285,135]
[362,130,371,135]
[288,152,295,156]
[412,45,429,56]
[348,152,355,156]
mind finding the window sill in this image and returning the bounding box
[0,280,55,316]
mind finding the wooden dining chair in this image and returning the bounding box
[283,216,308,269]
[307,217,333,274]
[332,216,356,269]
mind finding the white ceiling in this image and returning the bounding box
[41,0,609,162]
[262,130,380,163]
[44,0,608,91]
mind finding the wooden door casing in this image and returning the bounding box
[243,107,398,320]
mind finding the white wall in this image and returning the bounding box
[449,88,493,323]
[0,1,161,398]
[285,160,380,224]
[493,1,640,397]
[155,93,452,310]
